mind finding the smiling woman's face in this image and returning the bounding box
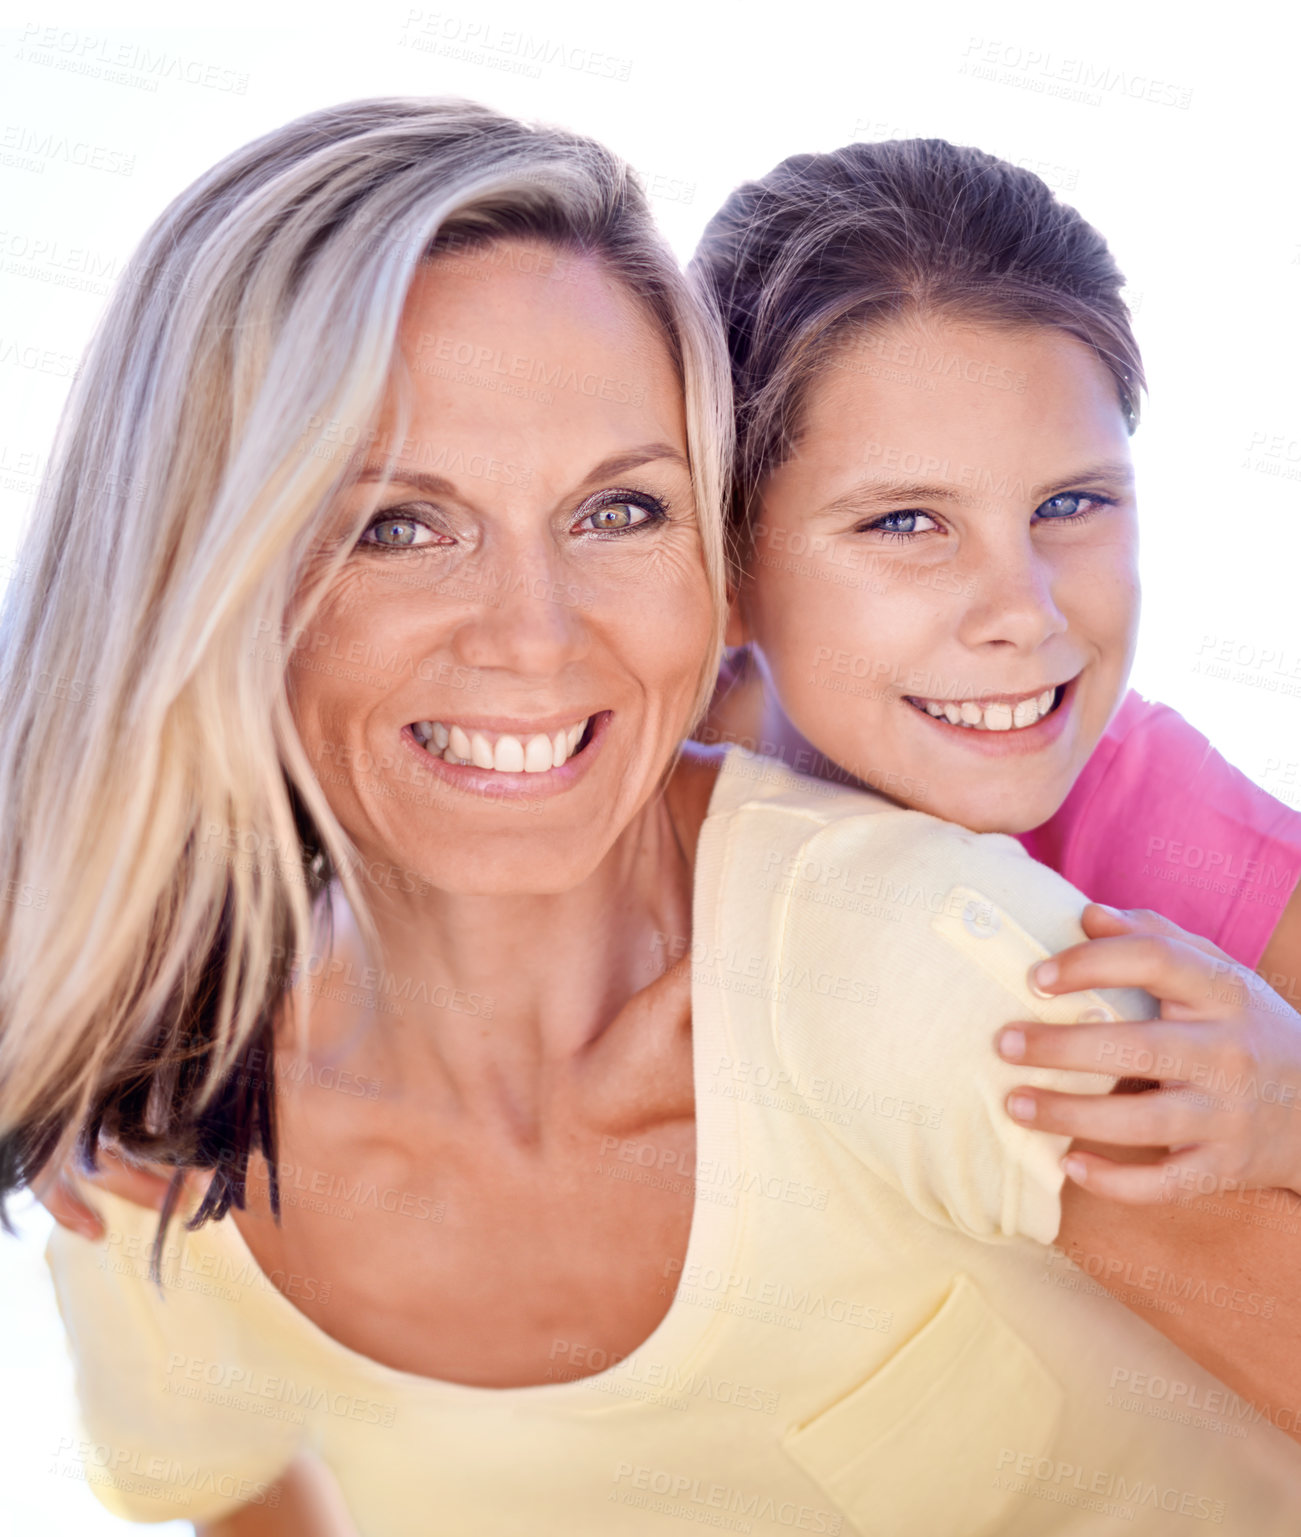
[289,241,711,895]
[738,313,1139,834]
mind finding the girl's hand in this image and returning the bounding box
[32,1141,178,1239]
[995,903,1301,1202]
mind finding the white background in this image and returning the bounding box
[1,1,1297,1531]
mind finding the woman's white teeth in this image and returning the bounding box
[914,687,1057,732]
[412,717,591,772]
[525,734,553,773]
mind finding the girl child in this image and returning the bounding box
[691,136,1301,1204]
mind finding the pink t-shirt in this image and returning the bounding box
[1017,691,1301,969]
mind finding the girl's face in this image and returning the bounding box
[289,242,712,896]
[736,314,1139,834]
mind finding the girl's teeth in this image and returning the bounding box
[413,717,592,772]
[909,689,1060,732]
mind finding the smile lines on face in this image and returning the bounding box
[903,685,1065,733]
[411,716,591,772]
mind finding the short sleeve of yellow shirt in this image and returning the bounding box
[45,1189,305,1524]
[721,752,1157,1247]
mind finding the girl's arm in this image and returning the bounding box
[999,903,1301,1443]
[1057,1177,1301,1445]
[1259,879,1301,1009]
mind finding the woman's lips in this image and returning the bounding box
[399,710,609,798]
[411,714,591,772]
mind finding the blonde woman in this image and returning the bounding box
[6,101,1301,1536]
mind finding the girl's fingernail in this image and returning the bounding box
[1029,960,1058,996]
[998,1029,1026,1061]
[1062,1154,1088,1183]
[1007,1093,1036,1122]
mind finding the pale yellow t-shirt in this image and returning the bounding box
[45,748,1301,1534]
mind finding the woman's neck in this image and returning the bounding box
[295,748,721,1126]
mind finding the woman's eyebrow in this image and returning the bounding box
[355,466,458,497]
[352,444,687,500]
[578,442,689,486]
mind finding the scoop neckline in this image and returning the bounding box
[181,752,751,1404]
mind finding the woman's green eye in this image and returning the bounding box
[578,500,661,533]
[369,518,422,546]
[590,504,637,530]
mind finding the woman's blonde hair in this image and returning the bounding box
[0,97,730,1253]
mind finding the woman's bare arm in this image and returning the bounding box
[197,1456,359,1537]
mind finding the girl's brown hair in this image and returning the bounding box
[691,137,1144,551]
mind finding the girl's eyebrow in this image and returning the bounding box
[814,479,962,520]
[813,460,1137,521]
[1032,461,1135,500]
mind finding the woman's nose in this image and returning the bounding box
[447,546,591,677]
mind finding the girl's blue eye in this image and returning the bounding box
[877,511,932,534]
[858,510,940,539]
[1036,493,1106,520]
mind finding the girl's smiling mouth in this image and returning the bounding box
[902,682,1070,733]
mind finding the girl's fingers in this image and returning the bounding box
[1005,1083,1212,1148]
[1079,903,1235,968]
[997,1018,1219,1081]
[1028,932,1225,1014]
[1057,1147,1202,1205]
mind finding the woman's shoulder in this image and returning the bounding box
[702,744,1020,871]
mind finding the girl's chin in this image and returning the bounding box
[915,782,1069,836]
